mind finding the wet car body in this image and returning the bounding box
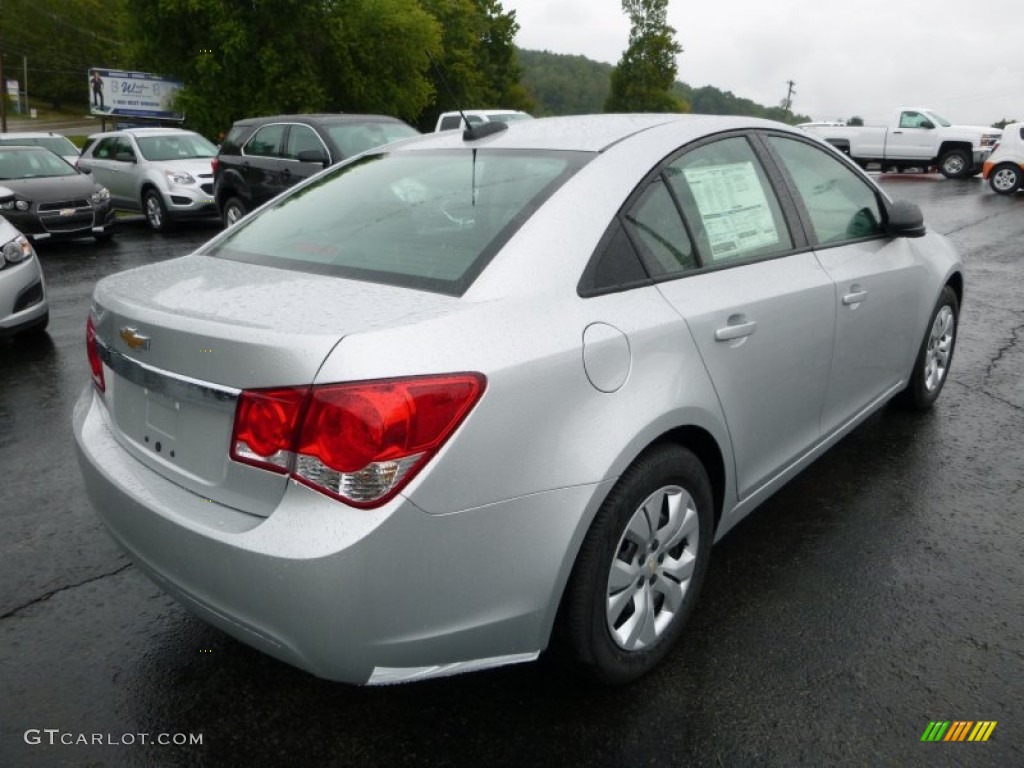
[74,115,963,685]
[0,207,48,338]
[0,146,115,243]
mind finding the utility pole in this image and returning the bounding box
[781,80,797,114]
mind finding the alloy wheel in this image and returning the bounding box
[606,485,699,651]
[924,305,955,392]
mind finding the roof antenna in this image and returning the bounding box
[425,49,507,142]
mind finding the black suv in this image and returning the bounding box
[212,114,419,227]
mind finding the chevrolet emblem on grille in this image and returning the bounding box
[59,208,76,216]
[120,327,151,351]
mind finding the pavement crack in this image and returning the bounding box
[0,563,132,619]
[950,379,1024,413]
[983,321,1024,382]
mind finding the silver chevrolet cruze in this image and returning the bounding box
[74,115,962,685]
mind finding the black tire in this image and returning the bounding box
[938,149,971,179]
[988,163,1022,195]
[554,443,714,684]
[143,189,172,232]
[896,285,959,410]
[222,196,247,228]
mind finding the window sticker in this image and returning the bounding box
[683,161,781,260]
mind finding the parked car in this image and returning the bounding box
[982,122,1024,194]
[0,193,48,339]
[77,128,218,231]
[212,114,419,227]
[0,131,81,164]
[75,114,962,686]
[434,109,533,132]
[0,146,115,243]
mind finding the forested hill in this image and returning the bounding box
[518,48,810,124]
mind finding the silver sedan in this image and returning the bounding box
[74,115,962,685]
[0,194,48,339]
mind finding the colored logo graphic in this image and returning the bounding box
[921,721,997,742]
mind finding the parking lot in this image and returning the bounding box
[1,174,1022,767]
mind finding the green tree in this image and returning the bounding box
[605,0,686,113]
[127,0,440,138]
[0,0,133,111]
[417,0,534,129]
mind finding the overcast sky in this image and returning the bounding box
[502,0,1022,126]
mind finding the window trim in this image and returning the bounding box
[241,122,290,160]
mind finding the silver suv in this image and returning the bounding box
[77,128,218,231]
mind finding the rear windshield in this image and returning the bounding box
[323,121,420,158]
[204,149,590,295]
[0,136,79,156]
[136,133,217,161]
[0,147,77,179]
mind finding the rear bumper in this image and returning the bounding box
[73,386,605,684]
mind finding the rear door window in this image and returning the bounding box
[244,124,286,158]
[666,136,793,265]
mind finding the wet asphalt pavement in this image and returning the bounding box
[1,177,1022,767]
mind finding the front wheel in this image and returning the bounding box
[938,149,971,179]
[554,443,714,684]
[989,163,1022,194]
[143,189,172,232]
[896,285,959,410]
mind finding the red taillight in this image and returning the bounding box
[230,374,485,507]
[210,157,219,176]
[86,314,105,392]
[230,387,308,473]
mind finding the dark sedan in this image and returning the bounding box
[0,146,116,243]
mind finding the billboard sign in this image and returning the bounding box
[88,68,184,121]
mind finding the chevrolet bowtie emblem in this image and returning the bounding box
[119,327,150,351]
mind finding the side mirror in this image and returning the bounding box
[296,149,328,166]
[115,152,135,163]
[887,200,926,238]
[919,120,935,130]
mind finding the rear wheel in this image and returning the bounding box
[143,189,171,231]
[938,149,971,179]
[222,196,247,227]
[555,443,713,684]
[896,286,958,410]
[989,163,1022,194]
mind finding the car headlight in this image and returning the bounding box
[164,170,196,185]
[1,235,33,268]
[90,186,111,205]
[15,200,30,211]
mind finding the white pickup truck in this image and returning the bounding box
[805,108,1002,178]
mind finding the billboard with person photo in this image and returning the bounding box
[88,69,184,121]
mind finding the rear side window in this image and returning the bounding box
[438,115,461,131]
[768,136,883,245]
[205,149,591,295]
[324,122,419,158]
[623,178,696,277]
[244,124,286,158]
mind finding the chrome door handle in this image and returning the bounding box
[715,320,757,341]
[842,290,868,306]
